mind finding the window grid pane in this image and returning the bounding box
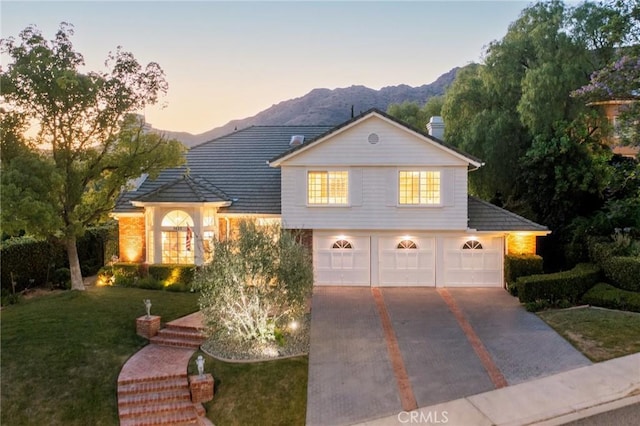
[308,171,348,204]
[399,171,441,205]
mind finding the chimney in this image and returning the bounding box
[427,116,445,140]
[290,135,305,146]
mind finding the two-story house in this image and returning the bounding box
[112,109,548,287]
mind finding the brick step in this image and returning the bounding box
[118,373,187,387]
[118,377,188,396]
[150,336,203,349]
[164,323,205,333]
[119,400,196,419]
[118,388,191,407]
[119,407,199,426]
[155,328,205,341]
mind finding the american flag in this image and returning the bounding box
[186,225,193,251]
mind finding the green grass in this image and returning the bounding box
[1,287,199,425]
[188,351,308,426]
[539,307,640,362]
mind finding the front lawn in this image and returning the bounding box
[538,307,640,362]
[0,287,199,425]
[189,352,308,426]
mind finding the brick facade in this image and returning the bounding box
[118,216,146,263]
[507,234,537,255]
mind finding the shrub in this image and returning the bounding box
[165,283,189,292]
[148,265,195,288]
[516,263,601,304]
[505,254,544,295]
[194,219,313,344]
[97,263,194,292]
[525,299,550,312]
[0,224,115,291]
[52,268,71,289]
[586,237,613,266]
[0,237,65,291]
[601,256,640,292]
[136,276,163,290]
[582,283,640,313]
[1,288,21,306]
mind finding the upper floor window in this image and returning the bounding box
[398,171,441,205]
[308,171,348,205]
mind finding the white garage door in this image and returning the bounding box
[313,234,370,286]
[443,237,503,287]
[379,236,435,286]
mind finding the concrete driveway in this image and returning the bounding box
[306,287,591,426]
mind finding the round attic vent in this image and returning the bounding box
[368,133,379,144]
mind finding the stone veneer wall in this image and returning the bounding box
[118,216,146,263]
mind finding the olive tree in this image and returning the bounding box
[194,220,313,344]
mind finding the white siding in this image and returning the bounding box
[281,166,468,230]
[279,115,471,230]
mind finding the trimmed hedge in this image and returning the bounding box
[516,263,601,304]
[601,257,640,292]
[0,237,66,291]
[505,254,544,295]
[98,263,195,292]
[149,265,195,288]
[582,283,640,313]
[1,223,117,291]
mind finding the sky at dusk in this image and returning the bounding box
[2,1,535,134]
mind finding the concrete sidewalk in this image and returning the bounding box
[356,352,640,426]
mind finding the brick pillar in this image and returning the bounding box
[189,374,214,403]
[136,315,161,338]
[118,216,146,263]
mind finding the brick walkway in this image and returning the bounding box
[117,312,213,426]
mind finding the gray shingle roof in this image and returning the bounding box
[468,196,548,232]
[113,125,333,214]
[132,174,230,204]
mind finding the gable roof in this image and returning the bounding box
[467,196,549,232]
[113,125,333,214]
[268,108,484,167]
[132,174,231,204]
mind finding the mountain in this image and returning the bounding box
[154,67,460,147]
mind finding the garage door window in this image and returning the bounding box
[397,239,417,249]
[332,239,353,249]
[462,240,483,250]
[398,171,441,205]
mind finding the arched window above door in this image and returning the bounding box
[161,210,194,227]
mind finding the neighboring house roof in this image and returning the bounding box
[467,196,549,232]
[113,125,333,214]
[132,174,231,204]
[268,108,484,167]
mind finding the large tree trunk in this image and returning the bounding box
[66,235,85,291]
